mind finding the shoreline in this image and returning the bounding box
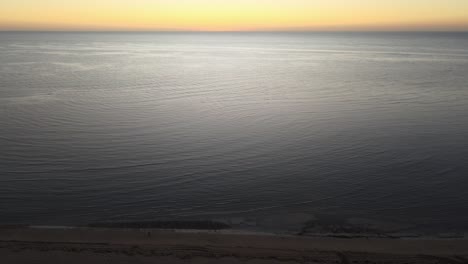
[1,226,468,263]
[3,221,467,240]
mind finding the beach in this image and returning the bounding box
[1,227,468,263]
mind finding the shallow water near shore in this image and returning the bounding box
[1,32,468,234]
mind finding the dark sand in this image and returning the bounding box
[1,227,468,263]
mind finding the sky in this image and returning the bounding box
[1,0,467,31]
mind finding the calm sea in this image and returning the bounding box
[1,32,468,234]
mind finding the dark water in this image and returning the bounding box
[1,32,468,233]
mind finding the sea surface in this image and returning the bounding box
[1,32,468,235]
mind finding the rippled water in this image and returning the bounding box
[1,32,468,232]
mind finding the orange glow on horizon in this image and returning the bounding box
[1,0,468,31]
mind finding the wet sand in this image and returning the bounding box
[1,227,468,263]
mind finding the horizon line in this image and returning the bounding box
[1,29,468,33]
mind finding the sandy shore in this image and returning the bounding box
[1,227,468,264]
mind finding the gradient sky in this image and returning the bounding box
[1,0,468,31]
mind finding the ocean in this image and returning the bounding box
[1,32,468,235]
